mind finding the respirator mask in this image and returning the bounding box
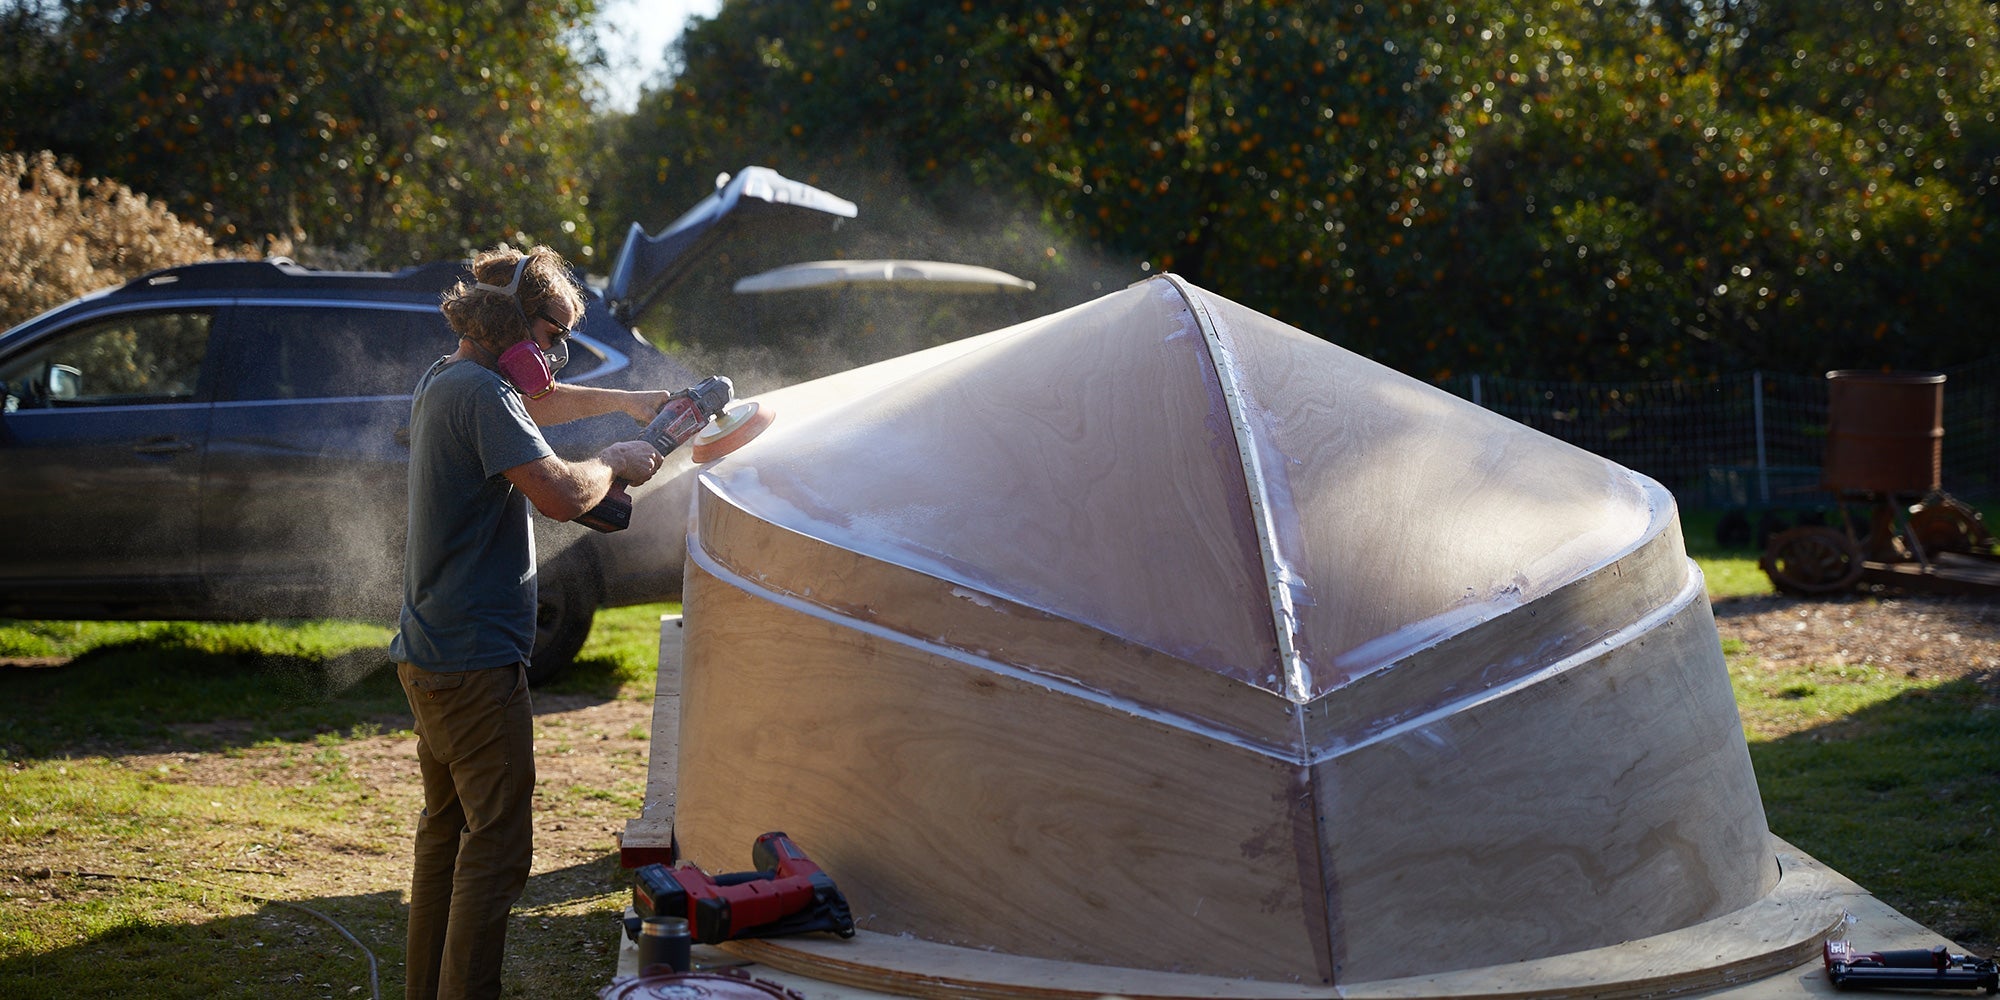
[473,255,569,399]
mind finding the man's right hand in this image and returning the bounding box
[505,442,665,522]
[600,440,664,486]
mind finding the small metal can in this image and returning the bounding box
[636,915,691,974]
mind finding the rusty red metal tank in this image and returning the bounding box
[1765,369,2000,597]
[1821,370,1945,495]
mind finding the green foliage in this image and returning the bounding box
[615,0,2000,380]
[4,0,608,266]
[11,0,1998,380]
[602,2,1136,357]
[1440,0,2000,379]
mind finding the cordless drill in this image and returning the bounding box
[576,375,733,533]
[627,832,856,944]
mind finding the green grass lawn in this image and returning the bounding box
[1723,629,2000,952]
[0,602,678,999]
[0,604,674,758]
[1680,506,1775,600]
[1693,525,1998,950]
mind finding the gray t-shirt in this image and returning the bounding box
[390,358,555,671]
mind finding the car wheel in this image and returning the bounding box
[531,546,602,686]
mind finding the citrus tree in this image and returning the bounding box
[613,0,2000,380]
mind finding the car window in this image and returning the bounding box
[227,306,456,401]
[0,311,213,410]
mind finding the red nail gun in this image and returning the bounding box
[1824,940,2000,992]
[626,832,856,945]
[576,375,734,533]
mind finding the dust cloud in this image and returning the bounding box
[636,169,1142,396]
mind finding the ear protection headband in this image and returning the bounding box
[472,254,531,299]
[472,255,556,399]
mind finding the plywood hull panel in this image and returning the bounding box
[1299,501,1692,754]
[1184,289,1655,693]
[695,284,1280,684]
[693,469,1306,754]
[678,553,1332,981]
[721,839,1844,1000]
[1317,587,1776,981]
[667,276,1780,988]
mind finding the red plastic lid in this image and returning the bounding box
[599,970,806,1000]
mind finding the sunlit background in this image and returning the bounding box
[595,0,722,112]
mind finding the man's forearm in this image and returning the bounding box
[524,382,648,427]
[559,456,622,516]
[507,453,618,522]
[503,438,663,523]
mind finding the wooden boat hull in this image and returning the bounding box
[669,276,1775,985]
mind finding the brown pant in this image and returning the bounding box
[397,661,535,1000]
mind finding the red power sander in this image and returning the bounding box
[577,375,745,533]
[625,832,855,945]
[690,399,775,464]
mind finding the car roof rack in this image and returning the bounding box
[116,258,473,295]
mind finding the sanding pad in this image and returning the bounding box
[690,401,775,463]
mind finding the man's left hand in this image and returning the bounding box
[625,390,675,424]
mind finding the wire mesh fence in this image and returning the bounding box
[1435,356,2000,512]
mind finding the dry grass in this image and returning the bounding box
[0,152,353,331]
[0,151,231,329]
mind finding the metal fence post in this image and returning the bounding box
[1753,371,1769,505]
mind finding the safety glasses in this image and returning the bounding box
[535,310,577,340]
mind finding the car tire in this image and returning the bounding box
[530,545,602,686]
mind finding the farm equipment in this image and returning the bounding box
[1760,371,2000,596]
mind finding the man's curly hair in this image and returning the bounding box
[440,245,585,355]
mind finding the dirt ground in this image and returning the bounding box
[1712,592,2000,682]
[104,687,660,893]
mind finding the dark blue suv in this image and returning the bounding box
[0,167,858,682]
